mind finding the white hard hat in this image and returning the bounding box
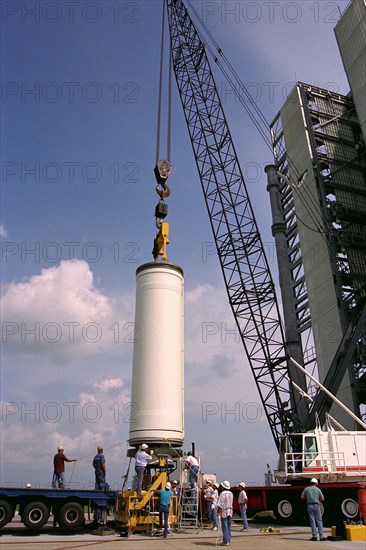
[165,482,172,489]
[239,482,246,488]
[141,444,148,450]
[311,478,318,484]
[221,480,231,490]
[213,482,219,489]
[172,480,178,484]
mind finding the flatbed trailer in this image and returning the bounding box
[231,482,366,526]
[0,487,118,531]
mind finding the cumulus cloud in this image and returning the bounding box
[0,376,132,486]
[1,260,129,358]
[0,271,265,486]
[93,378,124,392]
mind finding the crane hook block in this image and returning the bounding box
[154,160,171,187]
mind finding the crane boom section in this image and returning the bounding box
[166,0,310,446]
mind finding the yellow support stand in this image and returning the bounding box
[345,525,366,541]
[115,458,178,534]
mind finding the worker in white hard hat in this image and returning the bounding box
[301,478,325,541]
[238,482,249,531]
[157,481,173,538]
[217,481,233,546]
[171,479,180,496]
[204,480,214,522]
[211,482,219,531]
[52,445,78,489]
[134,444,154,495]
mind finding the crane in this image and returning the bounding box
[165,0,366,448]
[165,0,313,449]
[117,3,366,532]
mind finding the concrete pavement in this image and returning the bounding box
[0,521,365,549]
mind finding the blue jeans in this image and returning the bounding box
[205,500,212,521]
[221,516,232,544]
[52,472,65,489]
[307,504,323,538]
[95,474,108,490]
[135,465,145,494]
[159,504,169,537]
[212,507,218,528]
[240,505,248,529]
[189,465,199,488]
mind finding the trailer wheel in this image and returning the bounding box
[340,498,359,519]
[22,501,49,530]
[58,502,84,529]
[0,499,13,528]
[276,499,294,521]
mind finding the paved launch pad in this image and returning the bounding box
[0,520,365,549]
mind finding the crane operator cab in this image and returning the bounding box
[277,433,318,481]
[276,428,366,484]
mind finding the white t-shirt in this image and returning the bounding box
[238,489,248,508]
[135,450,152,467]
[204,486,213,500]
[185,455,199,468]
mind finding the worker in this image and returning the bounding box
[204,480,214,522]
[217,480,233,546]
[92,446,107,490]
[301,478,325,541]
[238,481,249,531]
[134,443,154,495]
[211,482,219,531]
[157,481,172,538]
[171,479,180,496]
[52,445,78,489]
[184,451,199,488]
[92,446,109,525]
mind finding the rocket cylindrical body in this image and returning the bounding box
[129,262,184,447]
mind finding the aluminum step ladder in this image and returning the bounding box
[176,483,203,532]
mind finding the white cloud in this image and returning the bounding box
[0,376,132,487]
[93,378,124,392]
[1,260,129,359]
[0,270,269,486]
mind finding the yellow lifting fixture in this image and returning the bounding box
[153,159,171,261]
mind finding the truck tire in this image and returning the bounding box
[22,501,49,530]
[340,498,359,519]
[0,499,13,528]
[275,499,295,522]
[58,501,84,529]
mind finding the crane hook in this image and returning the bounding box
[156,183,171,200]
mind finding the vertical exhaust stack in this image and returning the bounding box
[128,261,184,448]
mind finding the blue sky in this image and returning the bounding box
[1,0,351,489]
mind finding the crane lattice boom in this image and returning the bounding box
[166,0,312,447]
